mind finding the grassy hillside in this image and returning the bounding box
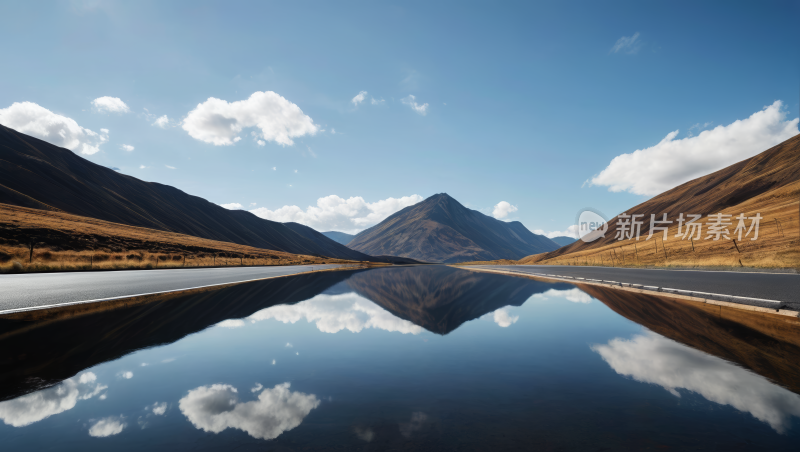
[0,203,363,273]
[466,134,800,269]
[0,125,371,261]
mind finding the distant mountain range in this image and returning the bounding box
[550,236,577,247]
[348,193,559,263]
[0,125,372,262]
[322,231,355,245]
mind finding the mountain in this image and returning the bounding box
[0,125,373,261]
[322,231,355,245]
[347,265,571,334]
[521,133,800,266]
[347,193,560,263]
[550,236,578,247]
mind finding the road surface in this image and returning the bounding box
[0,264,349,314]
[469,265,800,310]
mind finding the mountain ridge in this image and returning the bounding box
[0,125,373,261]
[348,193,559,263]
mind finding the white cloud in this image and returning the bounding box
[149,402,167,416]
[591,101,799,196]
[272,359,276,365]
[492,201,518,219]
[251,383,263,393]
[152,115,170,128]
[219,203,244,210]
[399,412,428,438]
[272,166,277,171]
[592,331,800,433]
[0,372,107,427]
[533,224,580,239]
[0,102,108,155]
[91,96,130,114]
[165,165,176,169]
[139,165,147,169]
[216,318,246,327]
[250,194,423,234]
[371,97,385,105]
[531,288,592,304]
[118,371,133,379]
[351,91,367,106]
[249,292,423,335]
[121,144,134,152]
[257,140,266,146]
[285,342,293,348]
[492,308,519,327]
[610,32,642,54]
[88,416,126,437]
[330,128,336,134]
[182,91,318,146]
[179,382,320,440]
[401,95,428,115]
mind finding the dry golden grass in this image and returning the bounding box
[0,203,363,273]
[458,183,800,270]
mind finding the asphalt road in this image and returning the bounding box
[0,265,348,314]
[472,265,800,310]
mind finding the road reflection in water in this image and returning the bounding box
[0,265,798,450]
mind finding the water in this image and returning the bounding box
[1,265,799,451]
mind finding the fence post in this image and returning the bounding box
[29,241,34,263]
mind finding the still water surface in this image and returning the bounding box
[1,265,799,450]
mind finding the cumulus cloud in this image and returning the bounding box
[152,115,170,128]
[351,91,367,106]
[592,331,800,433]
[89,416,126,437]
[251,383,263,393]
[121,144,134,152]
[182,91,318,146]
[250,194,422,234]
[118,371,133,379]
[0,102,108,155]
[219,203,243,210]
[92,96,130,114]
[591,101,799,196]
[492,201,518,219]
[249,293,423,335]
[533,224,580,239]
[531,288,592,304]
[0,372,107,427]
[371,97,385,105]
[149,402,167,416]
[401,95,428,115]
[179,382,320,440]
[216,319,246,328]
[610,32,642,54]
[492,308,519,327]
[399,412,428,438]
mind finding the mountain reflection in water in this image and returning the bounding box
[1,265,799,450]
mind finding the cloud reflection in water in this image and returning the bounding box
[247,293,423,334]
[592,330,800,433]
[178,382,320,440]
[0,372,107,427]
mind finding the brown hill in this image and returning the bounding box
[0,125,372,261]
[348,193,559,263]
[0,203,360,271]
[520,133,800,268]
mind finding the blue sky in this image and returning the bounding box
[1,0,798,235]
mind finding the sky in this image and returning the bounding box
[0,0,798,236]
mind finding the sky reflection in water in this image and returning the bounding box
[0,265,798,451]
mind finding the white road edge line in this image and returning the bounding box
[0,266,342,316]
[467,266,784,305]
